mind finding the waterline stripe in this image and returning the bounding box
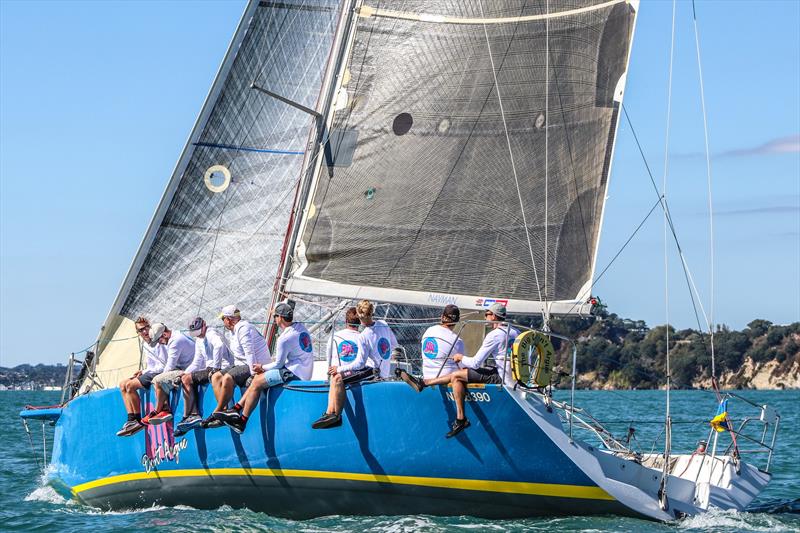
[72,468,613,500]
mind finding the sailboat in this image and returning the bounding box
[20,0,780,521]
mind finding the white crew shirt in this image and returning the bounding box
[142,341,167,374]
[185,328,232,373]
[420,324,465,380]
[365,320,398,378]
[327,327,361,367]
[163,331,196,372]
[341,320,397,377]
[232,319,272,374]
[265,322,314,380]
[460,324,520,386]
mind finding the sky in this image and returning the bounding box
[0,0,798,367]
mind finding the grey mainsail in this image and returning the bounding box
[92,0,343,386]
[286,0,637,315]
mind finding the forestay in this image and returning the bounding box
[286,0,637,315]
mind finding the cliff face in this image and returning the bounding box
[693,359,800,390]
[546,314,800,390]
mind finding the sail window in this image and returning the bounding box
[392,113,413,135]
[204,165,231,193]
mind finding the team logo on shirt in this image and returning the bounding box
[299,332,313,353]
[422,337,438,359]
[377,338,391,360]
[338,340,358,363]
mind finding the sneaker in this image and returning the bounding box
[141,410,158,425]
[116,419,145,437]
[312,412,342,429]
[148,410,173,425]
[446,418,470,438]
[175,414,203,436]
[201,415,224,429]
[213,411,247,434]
[395,369,426,392]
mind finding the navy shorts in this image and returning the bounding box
[467,367,502,384]
[136,371,158,389]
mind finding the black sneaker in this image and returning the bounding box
[116,419,145,437]
[395,369,426,392]
[311,412,342,429]
[201,415,224,429]
[446,418,470,438]
[213,411,247,434]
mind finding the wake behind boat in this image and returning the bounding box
[19,0,781,522]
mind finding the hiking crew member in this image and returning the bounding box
[396,304,464,387]
[116,317,167,437]
[327,307,360,367]
[175,317,231,436]
[205,305,271,427]
[312,300,385,429]
[400,303,519,438]
[143,323,195,425]
[364,315,398,379]
[215,302,314,433]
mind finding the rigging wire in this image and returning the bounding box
[659,0,678,509]
[691,0,717,379]
[544,0,550,327]
[478,0,547,323]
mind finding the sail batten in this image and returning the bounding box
[287,0,637,313]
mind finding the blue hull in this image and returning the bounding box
[41,382,636,518]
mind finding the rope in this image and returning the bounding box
[692,0,716,378]
[478,0,547,323]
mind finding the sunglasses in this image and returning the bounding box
[136,326,150,333]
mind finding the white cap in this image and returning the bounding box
[149,323,166,346]
[219,305,241,319]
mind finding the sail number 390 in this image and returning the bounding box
[446,391,491,402]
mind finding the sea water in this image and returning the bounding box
[2,390,798,532]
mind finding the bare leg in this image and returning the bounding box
[210,373,224,405]
[122,380,144,415]
[424,368,468,387]
[181,374,195,416]
[154,383,169,412]
[451,376,467,420]
[241,375,266,418]
[215,375,234,412]
[331,374,345,416]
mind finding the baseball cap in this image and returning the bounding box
[442,304,460,324]
[149,323,166,346]
[487,302,507,319]
[188,317,205,337]
[274,302,294,319]
[218,305,240,319]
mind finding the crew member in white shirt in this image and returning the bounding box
[397,304,464,388]
[400,302,518,438]
[144,323,196,425]
[116,316,167,437]
[327,307,360,367]
[364,315,398,379]
[312,300,385,429]
[205,305,271,427]
[215,301,313,433]
[175,316,231,435]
